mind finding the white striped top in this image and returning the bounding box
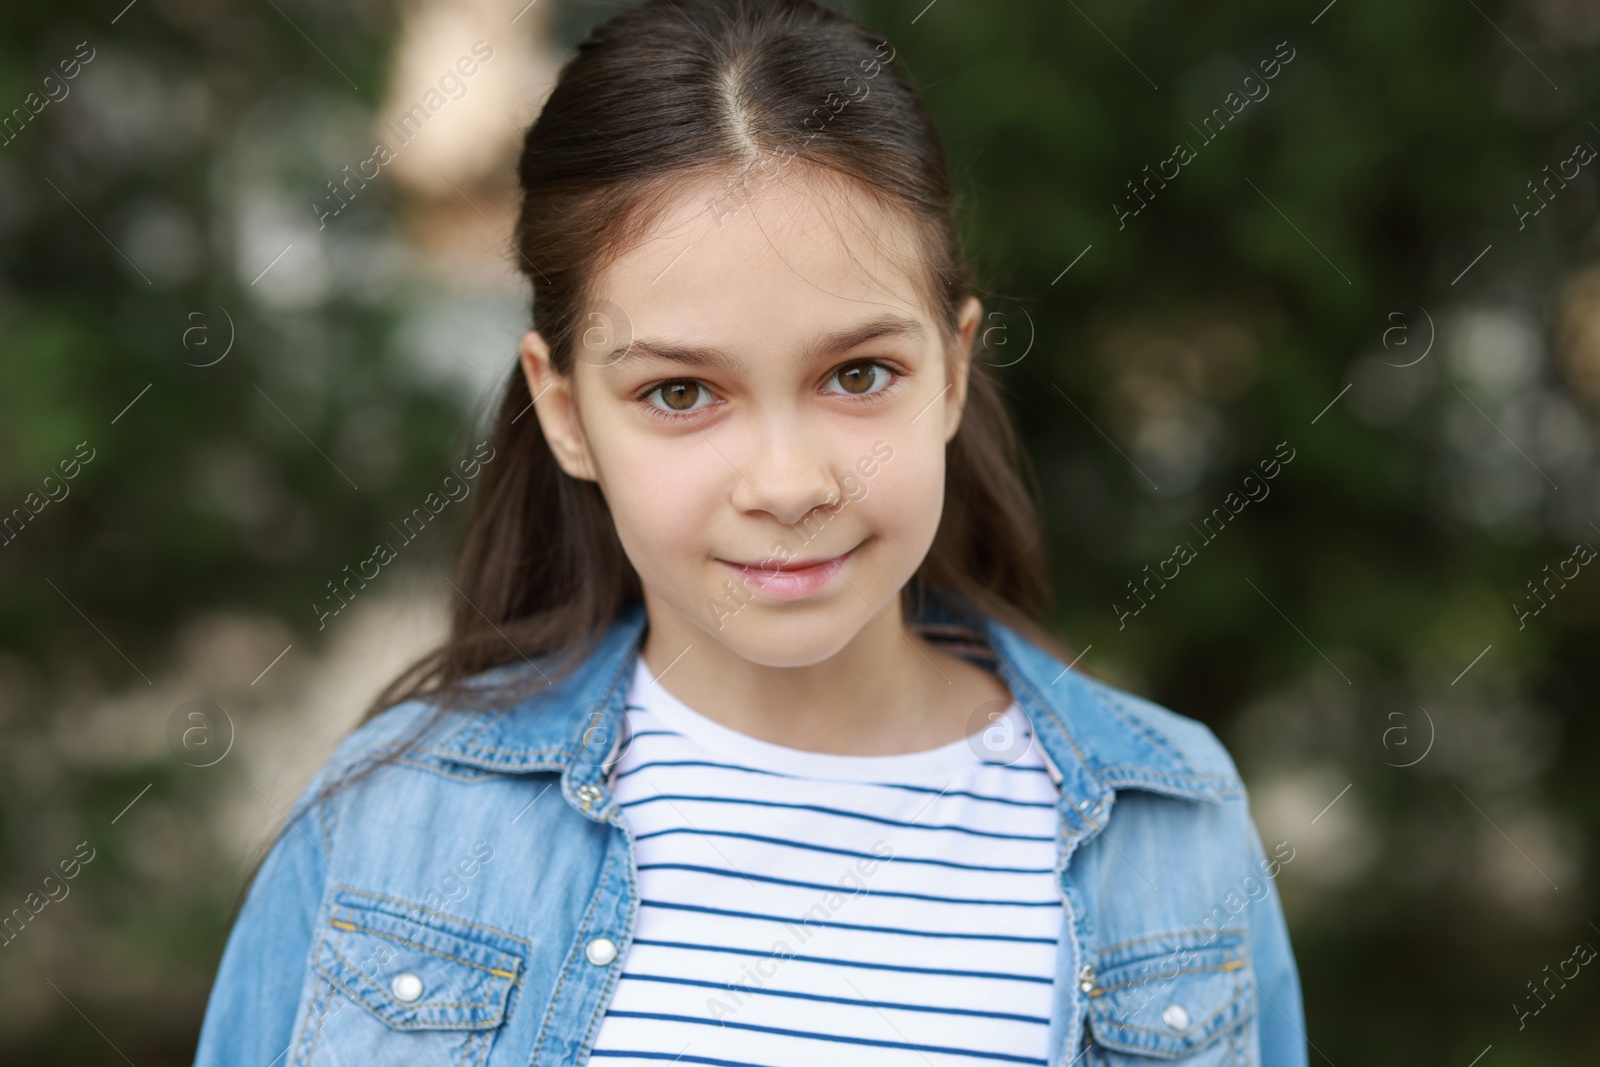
[588,654,1065,1067]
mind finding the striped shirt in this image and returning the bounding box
[588,654,1064,1067]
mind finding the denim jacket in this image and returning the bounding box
[193,594,1306,1067]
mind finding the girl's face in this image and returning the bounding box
[522,169,981,668]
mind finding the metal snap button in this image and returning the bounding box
[585,936,618,965]
[391,972,424,1002]
[1162,1003,1190,1031]
[575,784,604,803]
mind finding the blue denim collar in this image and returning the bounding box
[425,593,1234,828]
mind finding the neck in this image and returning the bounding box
[637,589,1000,756]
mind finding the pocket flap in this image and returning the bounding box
[1084,931,1254,1058]
[314,890,523,1030]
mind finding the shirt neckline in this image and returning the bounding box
[627,655,1025,782]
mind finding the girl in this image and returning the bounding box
[194,1,1305,1065]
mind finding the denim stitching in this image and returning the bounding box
[1092,986,1242,1049]
[290,915,338,1066]
[322,944,502,1011]
[1097,927,1245,955]
[1092,682,1192,773]
[574,676,645,1057]
[1230,964,1245,1067]
[324,917,520,980]
[418,752,568,776]
[327,885,535,947]
[452,622,638,769]
[430,742,568,760]
[575,850,626,1059]
[471,1024,494,1067]
[529,843,613,1065]
[1097,773,1241,802]
[1097,764,1238,785]
[994,646,1104,834]
[1090,958,1246,997]
[446,709,502,751]
[1023,657,1232,804]
[316,967,501,1031]
[1091,964,1254,1062]
[296,971,333,1066]
[391,757,515,783]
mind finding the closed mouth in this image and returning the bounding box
[720,542,860,573]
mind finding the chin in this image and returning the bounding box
[710,606,867,668]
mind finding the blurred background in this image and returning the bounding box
[2,0,1598,1063]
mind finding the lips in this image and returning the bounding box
[723,549,853,572]
[716,542,860,600]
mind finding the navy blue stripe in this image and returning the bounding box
[627,704,1048,769]
[615,759,1057,808]
[640,898,1059,944]
[626,746,1047,777]
[980,761,1050,774]
[636,862,1063,907]
[616,970,1050,1025]
[600,1009,1048,1064]
[631,937,1054,984]
[590,1052,772,1067]
[624,703,1049,780]
[619,792,1054,841]
[632,827,1055,873]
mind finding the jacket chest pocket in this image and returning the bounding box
[290,890,525,1067]
[1080,931,1257,1066]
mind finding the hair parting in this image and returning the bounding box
[229,0,1065,923]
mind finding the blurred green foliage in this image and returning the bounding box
[2,0,1598,1063]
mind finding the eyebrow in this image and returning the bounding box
[603,313,927,372]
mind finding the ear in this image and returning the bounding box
[942,295,984,443]
[519,330,600,482]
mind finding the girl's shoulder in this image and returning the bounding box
[1068,669,1247,799]
[310,647,607,802]
[983,612,1245,799]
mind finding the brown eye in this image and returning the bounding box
[655,382,704,411]
[834,362,881,395]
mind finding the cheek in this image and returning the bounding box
[599,436,725,571]
[857,431,944,544]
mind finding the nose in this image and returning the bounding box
[727,412,842,528]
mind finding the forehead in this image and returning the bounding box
[589,167,935,361]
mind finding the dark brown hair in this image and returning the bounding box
[231,0,1064,919]
[232,0,1068,921]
